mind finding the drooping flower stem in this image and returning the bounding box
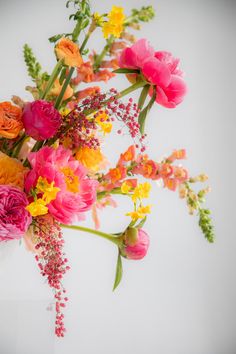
[40,59,64,100]
[61,224,122,246]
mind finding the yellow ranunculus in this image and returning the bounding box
[0,152,27,189]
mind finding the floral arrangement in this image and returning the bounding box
[0,0,214,337]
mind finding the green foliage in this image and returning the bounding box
[130,6,155,23]
[23,44,42,81]
[113,250,123,291]
[198,208,215,243]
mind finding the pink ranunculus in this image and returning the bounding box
[122,228,150,260]
[22,100,62,141]
[25,145,98,224]
[119,38,155,69]
[0,185,32,242]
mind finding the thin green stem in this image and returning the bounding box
[61,224,122,246]
[93,36,114,72]
[54,67,75,110]
[40,59,64,100]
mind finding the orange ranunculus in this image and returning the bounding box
[50,79,74,101]
[0,152,27,189]
[55,38,83,67]
[0,102,23,139]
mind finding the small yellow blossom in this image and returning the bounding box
[36,176,60,204]
[26,199,48,217]
[102,6,125,39]
[132,182,151,202]
[108,6,125,23]
[121,181,132,194]
[95,111,112,134]
[126,205,151,221]
[93,12,104,26]
[61,167,79,193]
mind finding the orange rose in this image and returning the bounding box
[0,102,23,139]
[50,79,74,101]
[55,38,83,67]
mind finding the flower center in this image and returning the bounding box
[61,167,79,193]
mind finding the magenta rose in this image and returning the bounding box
[121,228,150,260]
[22,100,62,141]
[0,185,32,242]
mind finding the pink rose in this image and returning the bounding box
[0,185,32,242]
[122,228,150,260]
[22,100,62,141]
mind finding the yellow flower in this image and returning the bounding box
[121,181,132,194]
[132,182,151,202]
[0,152,27,190]
[126,205,151,221]
[75,146,105,172]
[102,6,125,39]
[26,199,48,217]
[94,12,104,26]
[108,6,125,23]
[95,111,112,134]
[61,167,80,193]
[36,177,60,204]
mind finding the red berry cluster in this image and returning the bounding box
[34,216,70,337]
[59,89,146,151]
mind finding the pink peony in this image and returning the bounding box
[25,146,98,224]
[122,228,150,260]
[22,100,62,141]
[119,39,187,108]
[0,185,32,242]
[119,38,154,69]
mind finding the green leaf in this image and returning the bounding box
[138,84,150,110]
[136,216,147,229]
[113,250,123,291]
[138,87,156,134]
[113,68,140,74]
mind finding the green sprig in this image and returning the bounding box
[23,44,42,81]
[198,208,215,243]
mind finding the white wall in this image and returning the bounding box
[0,0,235,353]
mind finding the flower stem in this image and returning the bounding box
[118,80,147,99]
[40,59,64,100]
[54,67,75,110]
[61,224,122,246]
[93,36,114,72]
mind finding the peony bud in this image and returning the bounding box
[121,228,149,260]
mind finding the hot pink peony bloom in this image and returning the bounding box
[122,228,150,260]
[0,185,32,242]
[25,146,98,224]
[119,38,154,69]
[22,100,62,141]
[119,39,187,108]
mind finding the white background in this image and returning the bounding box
[0,0,236,353]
